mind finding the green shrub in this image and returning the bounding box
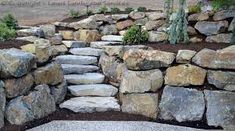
[137,7,147,12]
[123,25,149,44]
[69,9,79,18]
[111,7,121,14]
[98,5,108,14]
[125,7,134,13]
[211,0,235,11]
[1,13,18,29]
[0,22,16,41]
[188,4,202,14]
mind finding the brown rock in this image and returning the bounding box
[188,13,209,21]
[74,30,101,43]
[116,20,134,30]
[59,30,74,40]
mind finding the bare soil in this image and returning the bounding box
[0,40,31,49]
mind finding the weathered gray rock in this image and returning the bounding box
[62,41,86,48]
[5,85,56,125]
[69,17,98,29]
[229,18,235,31]
[135,18,148,25]
[51,45,68,56]
[148,31,168,42]
[4,73,34,98]
[123,49,175,70]
[192,46,235,69]
[55,55,97,65]
[101,35,123,42]
[145,20,165,31]
[34,39,52,63]
[0,81,5,128]
[165,64,207,86]
[60,97,120,113]
[68,84,118,97]
[93,14,109,22]
[120,69,163,93]
[50,80,67,104]
[204,90,235,127]
[49,34,63,45]
[213,10,235,21]
[65,73,105,85]
[207,70,235,91]
[176,50,197,63]
[40,24,56,38]
[33,63,64,86]
[16,36,40,43]
[69,48,103,57]
[159,86,205,122]
[61,64,99,75]
[187,26,197,36]
[100,25,118,35]
[16,28,39,37]
[111,14,129,21]
[121,93,158,119]
[0,48,36,78]
[188,13,209,21]
[90,41,121,48]
[206,33,232,43]
[129,11,145,20]
[54,22,69,27]
[194,21,228,36]
[146,12,166,21]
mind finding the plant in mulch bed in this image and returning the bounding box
[1,13,18,30]
[168,0,189,44]
[137,7,147,12]
[125,7,134,13]
[188,3,202,14]
[98,5,109,14]
[211,0,235,11]
[123,25,149,45]
[111,7,121,14]
[69,9,80,18]
[0,22,16,41]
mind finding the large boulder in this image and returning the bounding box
[68,17,98,29]
[33,63,64,86]
[5,85,56,125]
[205,33,232,43]
[123,49,175,70]
[40,24,56,38]
[194,21,228,36]
[120,69,163,93]
[0,48,36,78]
[0,81,5,128]
[129,11,145,20]
[145,20,165,31]
[74,30,101,43]
[188,13,209,21]
[204,90,235,127]
[121,93,158,119]
[146,12,166,21]
[148,31,168,42]
[4,73,34,98]
[21,44,36,54]
[207,70,235,91]
[116,20,134,30]
[34,39,52,63]
[159,86,205,122]
[213,10,235,21]
[176,50,197,64]
[192,46,235,70]
[100,25,118,35]
[165,64,207,86]
[50,80,67,104]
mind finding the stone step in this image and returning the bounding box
[68,84,118,97]
[59,97,120,113]
[55,55,97,65]
[90,41,121,49]
[101,35,123,42]
[69,47,104,57]
[62,41,86,48]
[61,64,99,75]
[65,73,105,85]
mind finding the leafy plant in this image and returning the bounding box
[0,22,16,41]
[168,0,189,44]
[211,0,235,11]
[188,4,202,14]
[1,13,18,29]
[123,25,149,44]
[98,5,108,14]
[137,7,147,12]
[111,7,121,14]
[69,9,79,18]
[125,7,134,13]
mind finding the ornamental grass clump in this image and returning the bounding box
[123,25,149,44]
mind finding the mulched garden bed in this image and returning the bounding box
[2,108,222,131]
[0,40,31,50]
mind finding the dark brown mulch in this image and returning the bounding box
[147,42,231,53]
[0,40,31,49]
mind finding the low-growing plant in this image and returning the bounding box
[1,13,18,29]
[0,22,16,41]
[125,7,134,13]
[69,9,79,18]
[211,0,235,11]
[111,7,121,14]
[98,5,108,14]
[137,7,147,12]
[188,4,202,14]
[123,25,149,44]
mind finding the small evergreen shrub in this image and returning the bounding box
[98,5,108,14]
[137,7,147,12]
[123,25,149,44]
[125,7,134,13]
[0,22,16,41]
[188,4,202,14]
[1,13,18,29]
[69,9,79,18]
[111,7,121,14]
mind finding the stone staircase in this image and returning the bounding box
[57,39,121,113]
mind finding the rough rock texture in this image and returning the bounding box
[69,48,103,57]
[0,81,5,128]
[101,35,123,42]
[204,90,235,127]
[121,93,158,119]
[192,46,235,70]
[49,34,63,45]
[165,64,207,86]
[21,44,36,54]
[135,18,148,25]
[50,80,67,104]
[0,48,36,78]
[213,10,235,21]
[111,14,128,21]
[40,24,56,38]
[123,49,175,70]
[146,12,166,21]
[100,25,118,35]
[59,30,74,40]
[33,63,64,86]
[74,30,101,43]
[4,73,34,98]
[5,85,56,125]
[60,97,120,113]
[120,69,163,93]
[229,18,235,31]
[187,26,198,36]
[34,39,52,63]
[145,20,165,31]
[159,86,205,122]
[194,21,228,36]
[188,13,209,21]
[205,33,232,43]
[129,11,145,20]
[55,55,97,65]
[116,20,134,30]
[62,41,86,48]
[176,50,197,64]
[65,73,105,85]
[189,37,203,43]
[148,31,168,42]
[207,70,235,91]
[69,17,98,29]
[51,45,68,56]
[61,64,99,75]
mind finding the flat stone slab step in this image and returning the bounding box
[65,73,105,85]
[61,64,99,75]
[55,55,97,65]
[90,41,121,49]
[101,35,123,42]
[28,121,208,131]
[62,41,86,48]
[68,84,118,97]
[69,47,104,56]
[59,97,120,113]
